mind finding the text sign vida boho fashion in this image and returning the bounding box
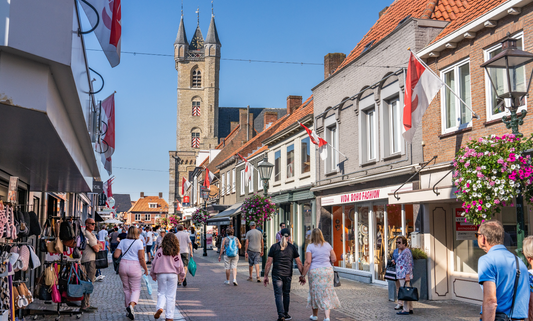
[321,184,412,206]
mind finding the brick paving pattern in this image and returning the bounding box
[31,250,482,321]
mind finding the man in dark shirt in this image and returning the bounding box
[264,228,304,321]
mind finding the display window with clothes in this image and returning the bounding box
[318,188,418,284]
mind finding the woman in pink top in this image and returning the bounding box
[150,233,186,321]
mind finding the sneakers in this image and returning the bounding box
[126,304,135,320]
[397,311,410,315]
[284,314,292,320]
[309,316,318,321]
[257,277,261,283]
[154,308,163,319]
[95,275,105,282]
[394,304,403,310]
[182,278,187,287]
[323,319,330,321]
[224,280,230,285]
[233,280,238,286]
[277,317,285,321]
[246,277,253,282]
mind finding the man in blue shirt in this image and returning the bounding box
[477,220,529,320]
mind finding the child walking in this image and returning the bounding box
[150,233,186,321]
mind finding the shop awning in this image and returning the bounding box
[207,202,242,225]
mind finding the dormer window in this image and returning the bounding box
[149,203,157,209]
[192,69,202,88]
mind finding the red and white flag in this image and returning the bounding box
[80,0,121,67]
[238,154,253,187]
[99,93,115,175]
[403,52,444,143]
[203,168,215,189]
[299,122,328,160]
[181,177,191,195]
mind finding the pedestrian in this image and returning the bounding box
[81,218,103,313]
[276,223,286,243]
[245,221,263,283]
[300,228,340,321]
[391,244,403,310]
[477,220,529,320]
[146,226,154,263]
[218,227,241,286]
[189,226,197,251]
[118,227,128,241]
[521,235,533,321]
[113,226,149,320]
[395,236,414,315]
[151,233,186,321]
[175,224,193,287]
[95,225,109,282]
[264,228,304,321]
[155,229,167,252]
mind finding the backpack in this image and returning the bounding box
[225,236,238,257]
[59,220,75,241]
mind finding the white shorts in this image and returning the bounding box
[224,255,239,270]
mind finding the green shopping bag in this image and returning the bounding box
[188,257,197,277]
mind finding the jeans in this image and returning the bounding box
[81,261,96,309]
[272,275,292,318]
[156,273,178,319]
[119,259,143,307]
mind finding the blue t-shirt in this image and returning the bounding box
[478,245,529,319]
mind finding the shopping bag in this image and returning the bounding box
[95,250,108,269]
[384,262,397,281]
[142,274,153,295]
[333,271,341,287]
[188,257,197,277]
[398,283,419,301]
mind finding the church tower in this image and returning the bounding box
[174,10,221,151]
[169,9,221,214]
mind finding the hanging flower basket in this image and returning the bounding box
[453,134,533,225]
[192,208,209,226]
[241,194,278,226]
[156,217,170,228]
[168,214,181,228]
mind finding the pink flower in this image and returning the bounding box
[476,167,482,171]
[479,200,483,205]
[495,199,500,204]
[478,206,482,211]
[497,159,504,164]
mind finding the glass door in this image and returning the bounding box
[373,204,386,282]
[356,206,370,271]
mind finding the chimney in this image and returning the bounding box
[379,6,389,18]
[287,96,302,115]
[264,111,278,130]
[239,108,254,141]
[159,192,163,199]
[324,53,346,79]
[140,192,144,198]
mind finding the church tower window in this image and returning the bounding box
[192,100,201,116]
[192,69,202,88]
[191,132,200,148]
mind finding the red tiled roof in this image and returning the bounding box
[130,196,169,213]
[267,96,313,138]
[432,0,470,21]
[431,0,505,43]
[247,145,268,159]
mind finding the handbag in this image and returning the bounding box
[333,270,341,287]
[66,265,84,299]
[188,257,197,277]
[38,283,52,301]
[54,238,64,254]
[114,240,136,273]
[51,265,61,303]
[384,261,397,281]
[77,265,94,294]
[398,282,419,301]
[95,250,108,269]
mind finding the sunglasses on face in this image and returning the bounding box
[396,241,402,244]
[87,223,95,226]
[475,232,483,238]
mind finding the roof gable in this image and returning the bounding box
[130,196,169,213]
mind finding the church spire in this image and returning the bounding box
[174,15,188,45]
[205,15,221,46]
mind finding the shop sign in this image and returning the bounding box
[183,196,190,207]
[7,177,19,204]
[455,208,477,240]
[321,184,412,206]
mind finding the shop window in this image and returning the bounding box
[274,150,281,182]
[302,203,314,256]
[287,144,294,179]
[319,206,333,245]
[374,205,386,281]
[301,137,311,174]
[356,206,371,272]
[344,206,355,269]
[441,59,471,133]
[485,32,526,121]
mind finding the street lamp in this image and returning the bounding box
[200,187,210,257]
[257,155,274,276]
[481,33,533,262]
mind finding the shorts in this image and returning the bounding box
[146,245,152,253]
[247,251,261,266]
[181,253,190,267]
[224,255,239,270]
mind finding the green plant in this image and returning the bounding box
[192,208,209,226]
[241,194,278,226]
[411,248,427,260]
[453,134,533,225]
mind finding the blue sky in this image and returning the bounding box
[80,0,394,202]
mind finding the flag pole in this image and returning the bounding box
[408,48,480,120]
[327,143,349,161]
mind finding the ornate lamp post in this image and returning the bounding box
[257,155,274,276]
[200,187,210,257]
[481,34,533,260]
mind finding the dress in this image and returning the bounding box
[306,242,341,311]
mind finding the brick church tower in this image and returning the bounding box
[169,10,221,213]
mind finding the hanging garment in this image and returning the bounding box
[0,202,7,237]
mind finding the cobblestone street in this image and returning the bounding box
[30,250,481,321]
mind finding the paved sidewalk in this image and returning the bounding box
[180,249,481,321]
